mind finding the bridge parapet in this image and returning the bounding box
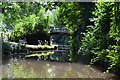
[49,28,69,33]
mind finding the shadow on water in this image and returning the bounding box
[1,52,119,79]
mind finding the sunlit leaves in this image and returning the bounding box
[57,2,94,61]
[80,2,120,74]
[2,2,56,40]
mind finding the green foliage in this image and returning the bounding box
[58,2,82,31]
[107,2,120,74]
[80,2,120,74]
[0,13,6,32]
[2,2,56,41]
[10,11,47,38]
[2,2,49,28]
[57,2,94,61]
[80,2,113,61]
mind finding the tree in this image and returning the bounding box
[80,2,120,74]
[57,2,94,61]
[2,2,56,42]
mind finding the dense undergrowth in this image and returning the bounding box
[57,2,120,74]
[79,2,120,74]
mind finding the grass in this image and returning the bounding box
[25,51,54,57]
[26,44,55,49]
[3,41,58,53]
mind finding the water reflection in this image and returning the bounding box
[1,59,118,78]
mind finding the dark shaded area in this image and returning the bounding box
[25,31,50,45]
[9,30,50,45]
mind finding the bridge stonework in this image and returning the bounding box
[49,28,70,35]
[49,28,70,50]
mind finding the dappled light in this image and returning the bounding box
[1,1,120,79]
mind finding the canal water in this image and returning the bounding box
[1,53,119,79]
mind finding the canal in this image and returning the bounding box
[1,53,119,79]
